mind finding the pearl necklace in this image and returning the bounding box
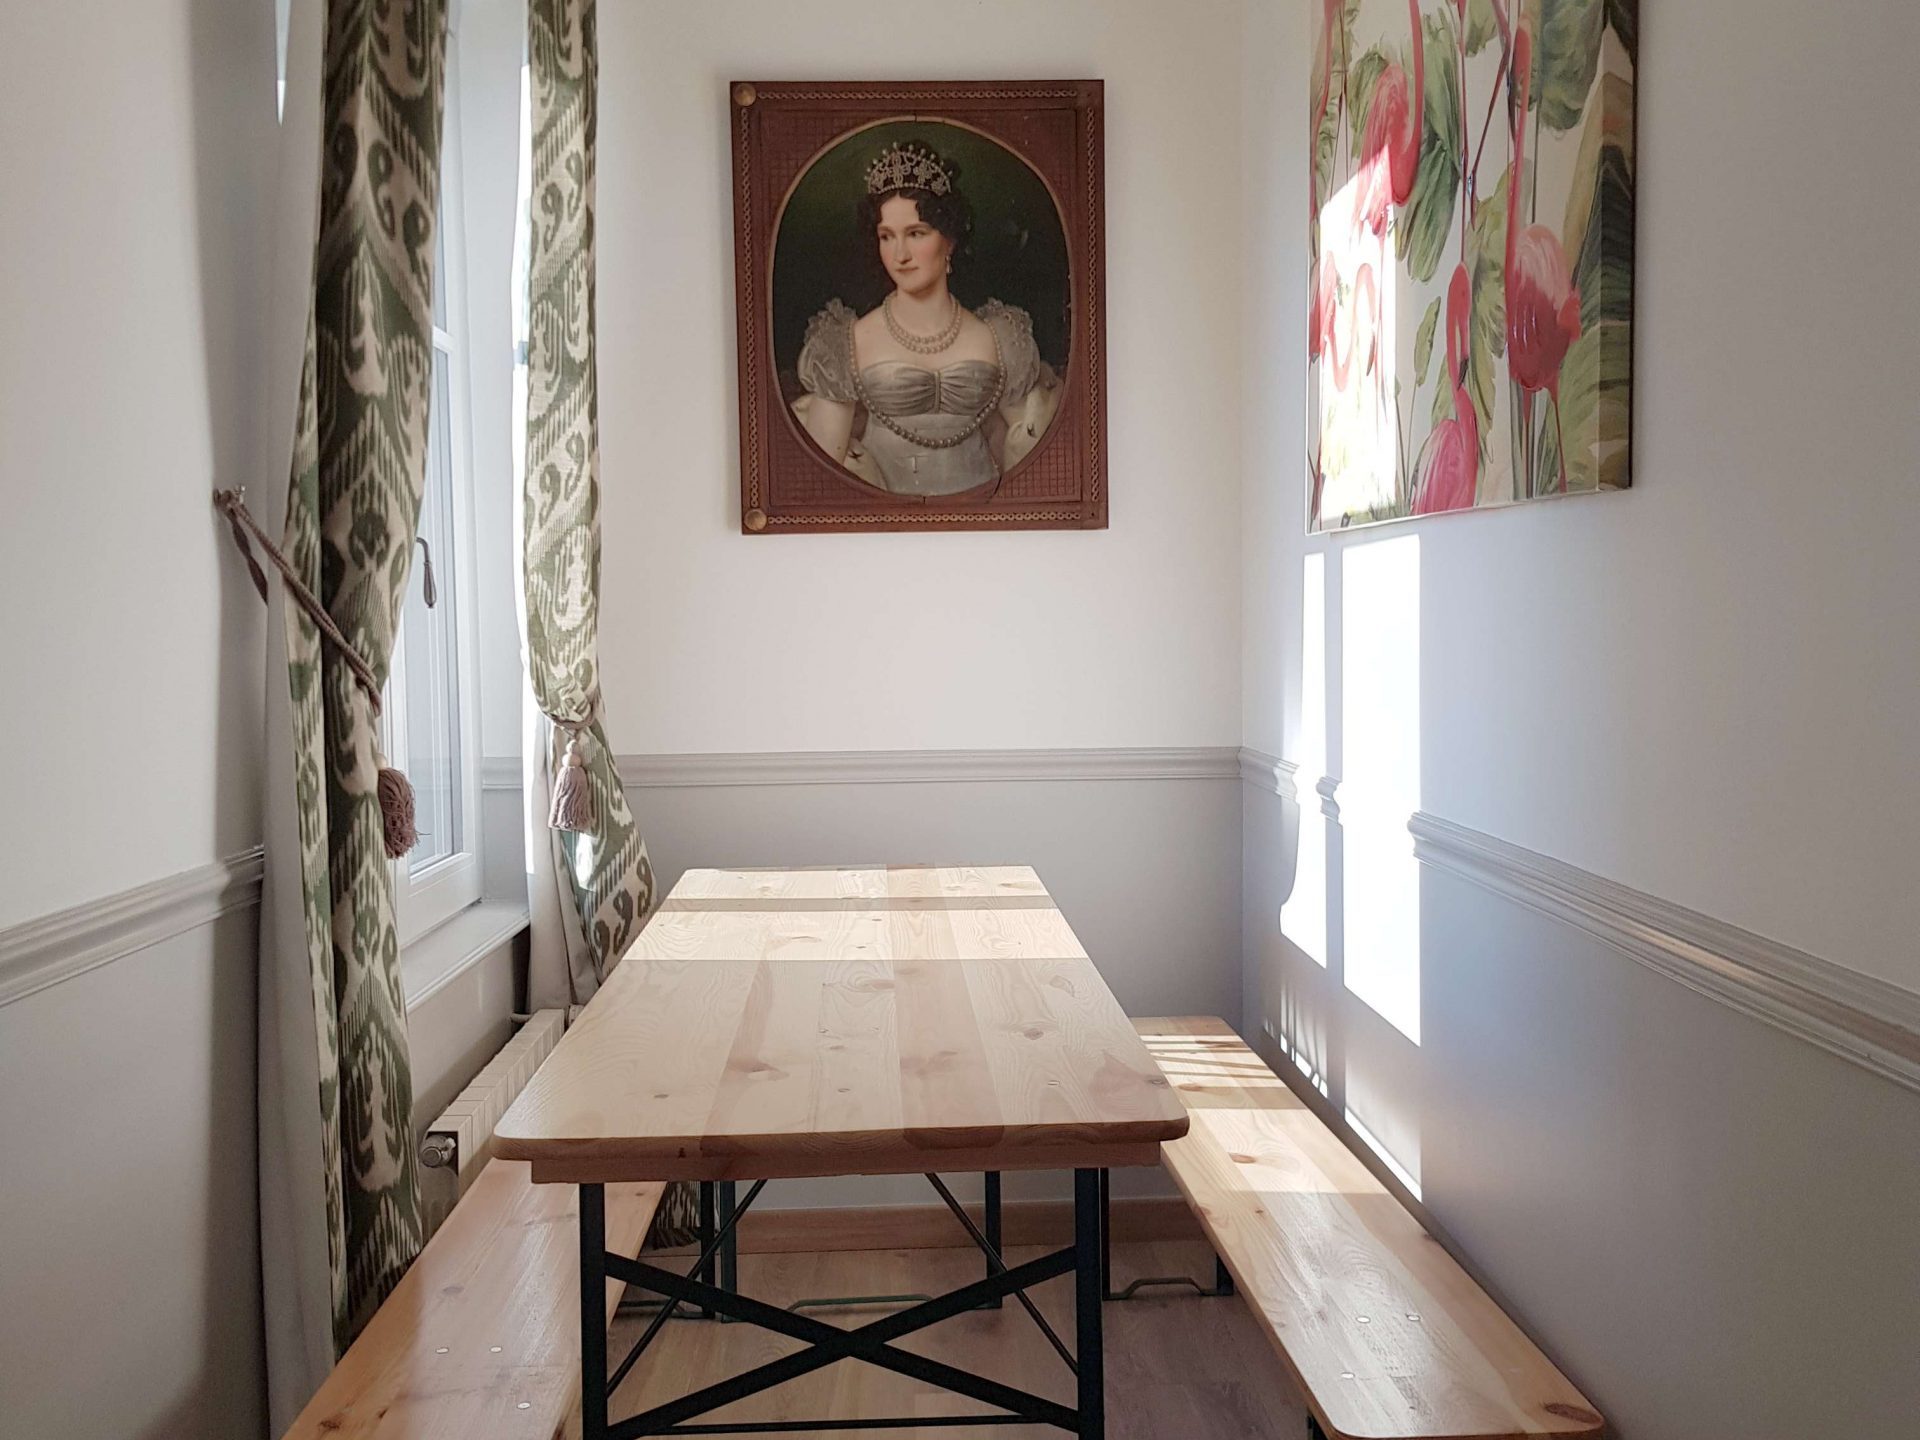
[882,293,963,355]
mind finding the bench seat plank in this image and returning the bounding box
[1136,1017,1603,1440]
[282,1160,661,1440]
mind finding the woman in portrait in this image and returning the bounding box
[794,142,1057,497]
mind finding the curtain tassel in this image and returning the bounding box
[377,751,419,859]
[549,729,595,833]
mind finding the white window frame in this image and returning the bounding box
[388,17,484,948]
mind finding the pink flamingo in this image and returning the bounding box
[1353,0,1427,238]
[1505,24,1582,492]
[1309,256,1337,362]
[1323,262,1379,396]
[1413,265,1479,514]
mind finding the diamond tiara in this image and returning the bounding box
[864,142,953,198]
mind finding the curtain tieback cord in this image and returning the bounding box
[213,487,426,859]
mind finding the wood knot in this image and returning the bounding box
[1229,1152,1257,1164]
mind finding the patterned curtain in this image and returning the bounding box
[522,0,694,1244]
[259,1,448,1426]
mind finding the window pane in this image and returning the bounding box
[403,351,463,873]
[433,205,448,331]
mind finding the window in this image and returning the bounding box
[388,27,482,946]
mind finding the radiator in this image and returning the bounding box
[417,1008,565,1233]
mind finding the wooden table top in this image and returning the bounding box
[494,866,1188,1183]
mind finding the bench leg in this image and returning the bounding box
[1074,1168,1106,1439]
[1307,1415,1329,1440]
[1101,1166,1234,1302]
[579,1183,609,1440]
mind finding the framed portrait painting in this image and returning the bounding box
[729,80,1107,533]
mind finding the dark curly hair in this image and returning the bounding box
[856,156,973,285]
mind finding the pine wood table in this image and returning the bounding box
[495,864,1189,1440]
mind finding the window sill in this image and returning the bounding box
[402,901,530,1013]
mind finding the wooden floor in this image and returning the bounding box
[610,1239,1309,1439]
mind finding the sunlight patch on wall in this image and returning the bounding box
[1312,173,1404,523]
[1345,1104,1422,1202]
[1282,553,1329,966]
[1340,534,1421,1044]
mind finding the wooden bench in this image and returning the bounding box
[1134,1017,1605,1440]
[282,1159,661,1439]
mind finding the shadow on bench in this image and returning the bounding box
[1135,1017,1605,1440]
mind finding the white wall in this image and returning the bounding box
[0,0,284,930]
[1243,0,1920,993]
[1240,1,1920,1435]
[594,0,1245,756]
[0,908,266,1440]
[0,2,292,1433]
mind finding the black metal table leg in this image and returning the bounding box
[579,1183,609,1440]
[1074,1168,1105,1439]
[1097,1168,1112,1298]
[717,1180,738,1324]
[597,1171,1119,1437]
[983,1171,1003,1308]
[698,1180,717,1319]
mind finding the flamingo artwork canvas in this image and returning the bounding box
[1309,0,1635,531]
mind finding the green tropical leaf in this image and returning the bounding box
[1347,45,1392,164]
[1394,12,1462,284]
[1522,0,1605,131]
[1464,171,1507,449]
[1529,96,1632,498]
[1314,97,1342,221]
[1571,140,1633,334]
[1413,295,1442,387]
[1532,318,1630,493]
[1604,0,1637,62]
[1431,356,1456,429]
[1311,0,1359,212]
[1466,0,1502,55]
[1560,69,1634,276]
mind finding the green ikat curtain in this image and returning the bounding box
[522,0,695,1244]
[259,1,448,1427]
[522,0,653,1004]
